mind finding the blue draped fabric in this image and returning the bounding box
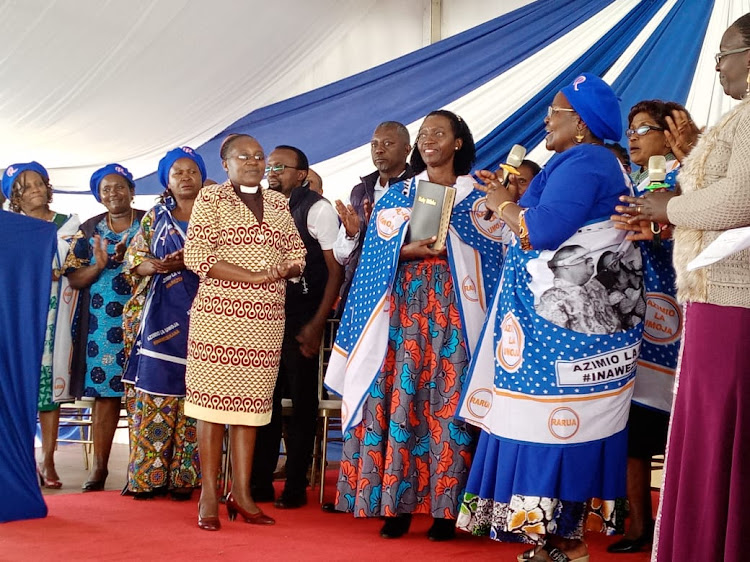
[0,211,55,522]
[474,0,672,170]
[128,0,713,195]
[122,205,199,396]
[612,0,714,146]
[136,0,615,194]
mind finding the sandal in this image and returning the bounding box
[526,543,589,562]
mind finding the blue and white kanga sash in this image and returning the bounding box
[632,160,681,413]
[458,218,644,445]
[325,171,504,433]
[123,205,199,396]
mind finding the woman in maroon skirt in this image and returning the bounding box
[618,13,750,561]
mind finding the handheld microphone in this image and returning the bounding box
[644,155,671,247]
[646,155,667,186]
[483,144,526,220]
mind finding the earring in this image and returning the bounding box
[455,146,459,151]
[575,131,584,143]
[745,71,750,97]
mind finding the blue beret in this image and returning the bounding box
[561,73,622,141]
[157,147,207,188]
[89,164,134,202]
[2,161,49,200]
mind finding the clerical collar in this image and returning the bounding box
[239,185,258,194]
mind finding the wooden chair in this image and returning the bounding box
[56,397,130,470]
[57,399,95,469]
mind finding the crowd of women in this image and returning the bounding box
[4,12,749,562]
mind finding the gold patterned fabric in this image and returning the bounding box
[183,183,305,426]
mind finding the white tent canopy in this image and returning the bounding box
[1,0,747,219]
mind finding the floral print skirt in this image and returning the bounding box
[334,258,474,519]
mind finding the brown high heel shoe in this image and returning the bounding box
[226,493,275,525]
[198,502,221,531]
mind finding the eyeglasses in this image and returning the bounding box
[625,124,664,137]
[264,163,300,174]
[547,106,576,118]
[231,153,265,162]
[715,46,750,65]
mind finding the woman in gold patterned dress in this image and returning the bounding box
[184,134,306,531]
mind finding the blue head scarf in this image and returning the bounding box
[2,161,49,200]
[89,163,135,202]
[561,73,622,141]
[157,146,207,188]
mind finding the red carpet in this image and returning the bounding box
[0,476,654,561]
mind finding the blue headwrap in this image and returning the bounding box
[2,161,49,200]
[157,146,207,188]
[89,163,135,202]
[561,73,622,141]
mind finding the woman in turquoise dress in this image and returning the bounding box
[2,161,80,489]
[63,164,145,491]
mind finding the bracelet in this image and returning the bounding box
[497,201,515,218]
[518,209,532,250]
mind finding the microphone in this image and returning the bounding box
[483,144,527,220]
[644,155,671,248]
[647,155,667,184]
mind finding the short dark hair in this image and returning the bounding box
[410,110,476,176]
[520,159,541,177]
[375,121,410,145]
[274,145,309,171]
[732,13,750,45]
[604,142,630,170]
[220,133,258,160]
[627,99,691,130]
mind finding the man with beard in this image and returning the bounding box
[252,145,342,508]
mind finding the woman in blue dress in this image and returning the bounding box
[457,74,641,562]
[64,164,145,491]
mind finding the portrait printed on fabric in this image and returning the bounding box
[527,232,645,334]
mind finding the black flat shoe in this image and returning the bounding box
[274,492,307,509]
[606,532,653,553]
[82,469,108,492]
[380,514,412,539]
[321,502,344,513]
[427,518,456,541]
[82,479,106,492]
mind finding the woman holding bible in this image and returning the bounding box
[325,110,503,540]
[456,74,641,562]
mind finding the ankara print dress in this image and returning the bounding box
[64,214,141,398]
[183,183,306,426]
[335,257,474,519]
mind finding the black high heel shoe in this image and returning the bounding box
[380,514,412,538]
[225,493,275,525]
